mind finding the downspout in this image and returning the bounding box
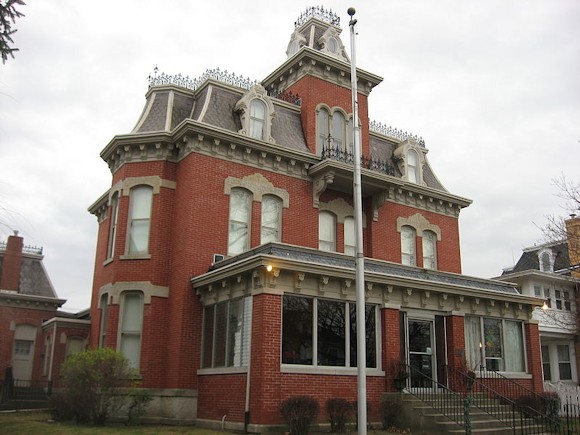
[48,322,57,381]
[244,300,253,433]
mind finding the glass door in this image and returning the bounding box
[408,319,435,388]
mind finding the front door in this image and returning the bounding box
[408,319,435,388]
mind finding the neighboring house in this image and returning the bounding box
[498,215,580,386]
[0,232,89,388]
[87,6,545,430]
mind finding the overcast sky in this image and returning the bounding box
[1,0,578,312]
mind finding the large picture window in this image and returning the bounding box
[202,297,252,368]
[465,316,526,372]
[282,295,377,368]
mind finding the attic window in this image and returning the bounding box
[539,249,554,272]
[234,85,276,143]
[327,37,338,53]
[393,138,426,185]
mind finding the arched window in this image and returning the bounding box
[539,251,552,272]
[119,291,144,370]
[128,186,153,254]
[249,99,267,140]
[401,225,417,266]
[317,107,330,154]
[228,188,252,255]
[261,195,282,244]
[407,150,419,183]
[422,230,437,270]
[319,211,336,252]
[344,216,355,256]
[332,111,345,149]
[107,192,119,259]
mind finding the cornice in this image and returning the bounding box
[262,47,383,97]
[0,290,66,310]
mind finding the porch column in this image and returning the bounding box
[524,320,543,393]
[382,305,401,392]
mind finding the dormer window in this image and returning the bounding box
[235,85,275,143]
[317,27,349,62]
[327,37,339,53]
[316,105,350,156]
[538,249,554,272]
[393,138,426,185]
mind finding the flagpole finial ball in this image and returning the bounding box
[347,7,356,17]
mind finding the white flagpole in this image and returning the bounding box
[348,7,367,435]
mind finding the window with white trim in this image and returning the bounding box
[282,295,377,368]
[119,291,144,370]
[107,192,119,259]
[316,106,349,155]
[228,188,252,255]
[401,225,417,266]
[249,99,267,140]
[422,230,437,270]
[406,149,420,183]
[261,195,282,244]
[557,345,572,380]
[202,297,252,368]
[316,107,330,154]
[344,216,355,256]
[127,186,153,254]
[465,316,526,372]
[319,211,336,252]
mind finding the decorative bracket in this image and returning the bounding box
[313,172,335,208]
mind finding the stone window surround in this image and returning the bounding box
[393,138,428,185]
[98,281,169,306]
[315,104,355,154]
[224,173,289,208]
[396,213,441,241]
[234,84,276,144]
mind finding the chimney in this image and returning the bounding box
[0,230,24,291]
[565,215,580,278]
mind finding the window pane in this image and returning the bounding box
[249,100,266,140]
[128,186,152,254]
[541,345,551,381]
[282,296,313,365]
[99,294,108,347]
[319,212,336,252]
[332,112,345,149]
[317,108,329,153]
[484,318,503,371]
[227,299,244,367]
[261,196,281,244]
[107,193,119,258]
[504,321,525,372]
[214,303,227,367]
[350,304,377,368]
[202,306,215,368]
[318,300,346,366]
[120,334,140,368]
[407,150,418,183]
[14,340,33,355]
[343,216,355,256]
[422,230,437,270]
[121,292,143,369]
[465,316,482,369]
[401,226,416,266]
[228,189,251,255]
[557,345,572,380]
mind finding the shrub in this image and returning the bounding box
[126,386,153,425]
[280,396,319,435]
[327,398,353,433]
[380,398,401,430]
[59,348,141,425]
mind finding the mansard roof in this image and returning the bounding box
[503,241,571,276]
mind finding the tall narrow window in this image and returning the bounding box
[99,293,109,347]
[344,216,355,256]
[261,195,282,244]
[422,230,437,270]
[557,345,572,380]
[128,186,153,254]
[228,188,252,255]
[249,99,266,140]
[540,251,552,272]
[319,211,336,252]
[541,345,551,380]
[504,320,524,372]
[483,318,503,371]
[406,150,419,183]
[317,108,329,154]
[120,292,144,370]
[331,112,345,150]
[107,192,119,259]
[401,226,417,266]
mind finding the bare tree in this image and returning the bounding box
[0,0,25,64]
[540,174,580,247]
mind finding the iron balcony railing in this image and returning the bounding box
[321,143,395,176]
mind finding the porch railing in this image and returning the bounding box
[321,144,395,176]
[0,378,52,404]
[446,365,573,434]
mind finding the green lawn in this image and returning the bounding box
[0,411,417,435]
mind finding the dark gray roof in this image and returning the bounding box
[503,242,571,276]
[199,86,241,132]
[137,91,169,132]
[210,243,519,295]
[0,254,58,299]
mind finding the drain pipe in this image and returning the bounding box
[221,414,227,430]
[244,297,254,433]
